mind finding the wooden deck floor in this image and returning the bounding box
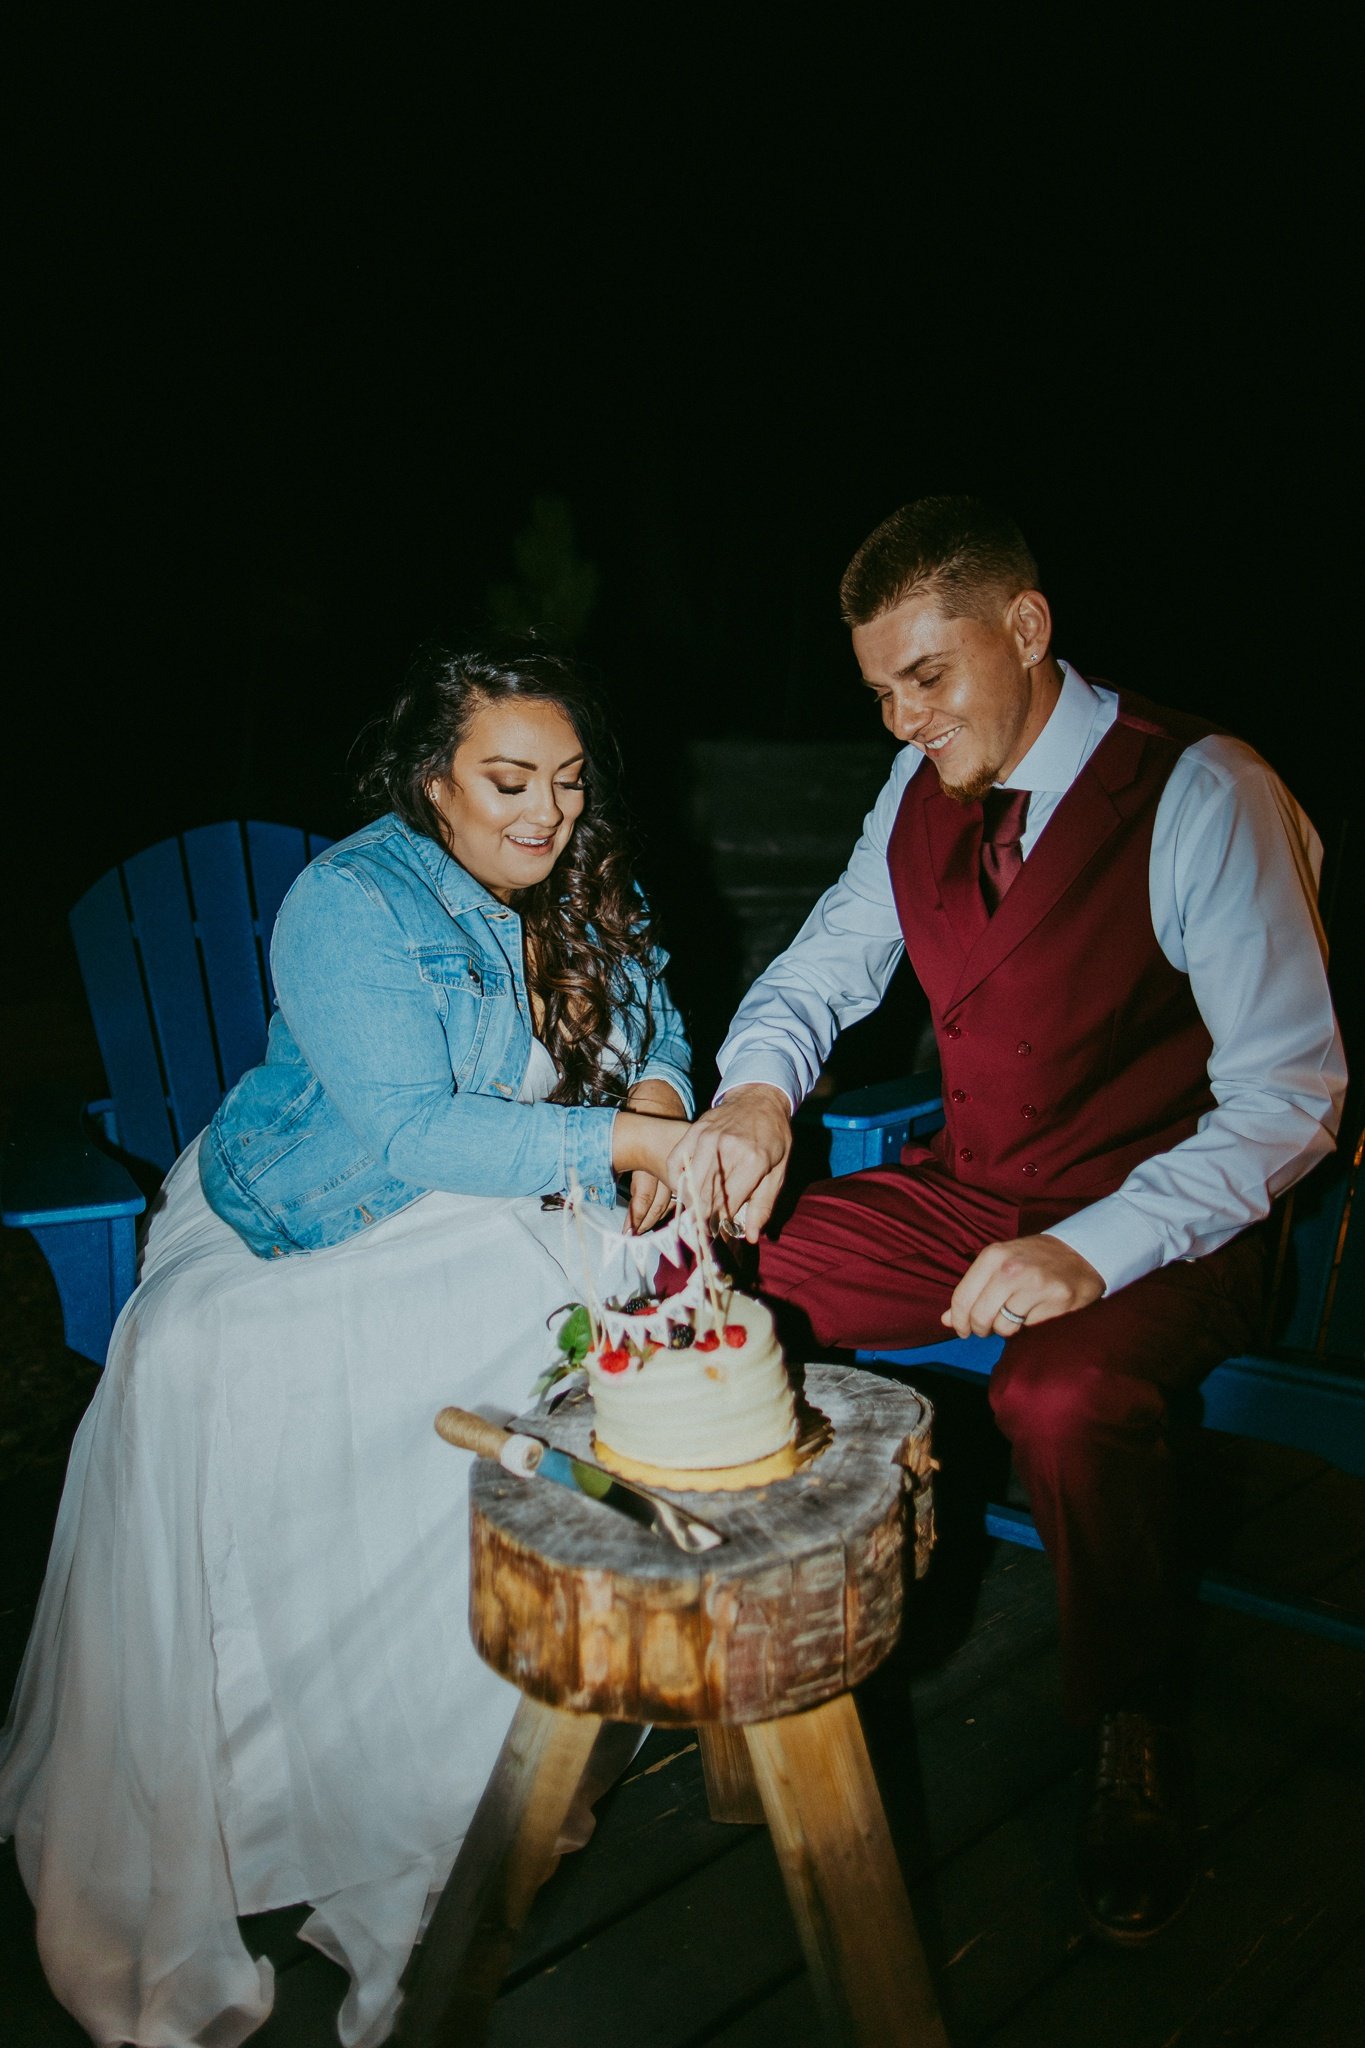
[3,1374,1362,2048]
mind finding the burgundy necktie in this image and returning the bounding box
[979,788,1031,915]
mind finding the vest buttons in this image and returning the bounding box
[1016,1040,1032,1055]
[1021,1163,1038,1176]
[958,1147,974,1163]
[946,1024,963,1040]
[1021,1104,1037,1119]
[950,1087,968,1104]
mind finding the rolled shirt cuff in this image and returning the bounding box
[712,1055,800,1116]
[566,1104,621,1205]
[1043,1199,1169,1298]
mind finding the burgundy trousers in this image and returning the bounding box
[758,1162,1265,1725]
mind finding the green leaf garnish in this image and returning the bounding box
[555,1303,594,1365]
[533,1358,584,1396]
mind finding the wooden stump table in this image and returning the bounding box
[399,1364,947,2048]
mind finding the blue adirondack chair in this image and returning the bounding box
[822,1072,1365,1649]
[1,822,333,1364]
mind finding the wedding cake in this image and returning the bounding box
[543,1191,799,1492]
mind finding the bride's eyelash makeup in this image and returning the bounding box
[492,780,585,795]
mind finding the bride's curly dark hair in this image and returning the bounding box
[355,639,660,1108]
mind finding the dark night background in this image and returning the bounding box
[7,12,1355,1095]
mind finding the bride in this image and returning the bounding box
[0,640,693,2046]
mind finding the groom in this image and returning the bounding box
[673,494,1345,1942]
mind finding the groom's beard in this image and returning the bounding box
[939,761,1003,804]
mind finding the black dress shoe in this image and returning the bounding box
[1077,1709,1197,1944]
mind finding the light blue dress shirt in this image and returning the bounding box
[717,664,1347,1294]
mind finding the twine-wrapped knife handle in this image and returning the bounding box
[435,1407,545,1476]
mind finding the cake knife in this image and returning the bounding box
[434,1407,726,1553]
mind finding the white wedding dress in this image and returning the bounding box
[0,1041,606,2047]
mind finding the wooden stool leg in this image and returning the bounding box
[744,1694,948,2048]
[398,1695,603,2046]
[698,1725,765,1824]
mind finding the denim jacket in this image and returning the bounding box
[199,813,693,1258]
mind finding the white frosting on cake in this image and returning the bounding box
[586,1290,796,1472]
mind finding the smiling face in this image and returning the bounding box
[852,587,1060,802]
[426,695,586,900]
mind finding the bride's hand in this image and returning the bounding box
[626,1170,675,1234]
[612,1082,690,1232]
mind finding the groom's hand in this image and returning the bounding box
[668,1084,793,1242]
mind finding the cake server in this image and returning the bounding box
[434,1407,726,1553]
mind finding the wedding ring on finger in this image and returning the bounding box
[716,1195,751,1241]
[999,1306,1027,1327]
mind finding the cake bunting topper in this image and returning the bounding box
[540,1174,735,1375]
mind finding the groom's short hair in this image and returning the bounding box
[839,495,1039,628]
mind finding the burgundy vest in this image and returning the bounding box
[886,691,1218,1209]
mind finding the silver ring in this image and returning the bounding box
[999,1306,1026,1326]
[717,1215,741,1240]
